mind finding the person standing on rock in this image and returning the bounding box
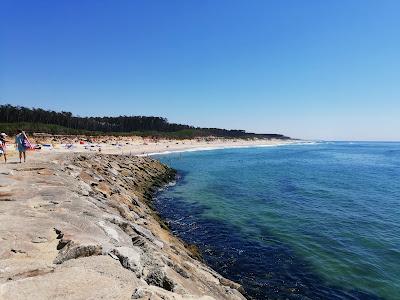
[0,133,8,163]
[15,130,29,163]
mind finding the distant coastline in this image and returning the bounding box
[0,104,290,140]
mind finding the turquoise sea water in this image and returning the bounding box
[155,142,400,300]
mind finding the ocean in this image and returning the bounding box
[154,142,400,300]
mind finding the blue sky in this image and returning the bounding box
[1,1,399,140]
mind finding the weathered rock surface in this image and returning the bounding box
[0,153,246,300]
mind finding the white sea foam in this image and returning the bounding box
[138,140,319,157]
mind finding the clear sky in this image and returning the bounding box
[1,1,399,140]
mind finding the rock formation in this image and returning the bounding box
[0,153,246,300]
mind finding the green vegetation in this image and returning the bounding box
[0,122,99,136]
[0,104,290,139]
[0,122,239,139]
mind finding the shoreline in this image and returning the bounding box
[140,140,316,157]
[2,136,308,161]
[0,152,246,299]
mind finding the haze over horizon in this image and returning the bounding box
[1,1,399,141]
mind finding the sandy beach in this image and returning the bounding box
[1,136,297,161]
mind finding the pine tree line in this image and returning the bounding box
[0,104,289,139]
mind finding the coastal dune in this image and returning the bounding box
[0,153,246,299]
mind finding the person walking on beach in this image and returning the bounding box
[15,130,29,163]
[0,133,8,163]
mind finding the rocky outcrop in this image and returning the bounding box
[0,153,246,300]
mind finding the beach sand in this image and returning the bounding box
[2,136,296,160]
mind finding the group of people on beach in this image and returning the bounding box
[0,130,30,164]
